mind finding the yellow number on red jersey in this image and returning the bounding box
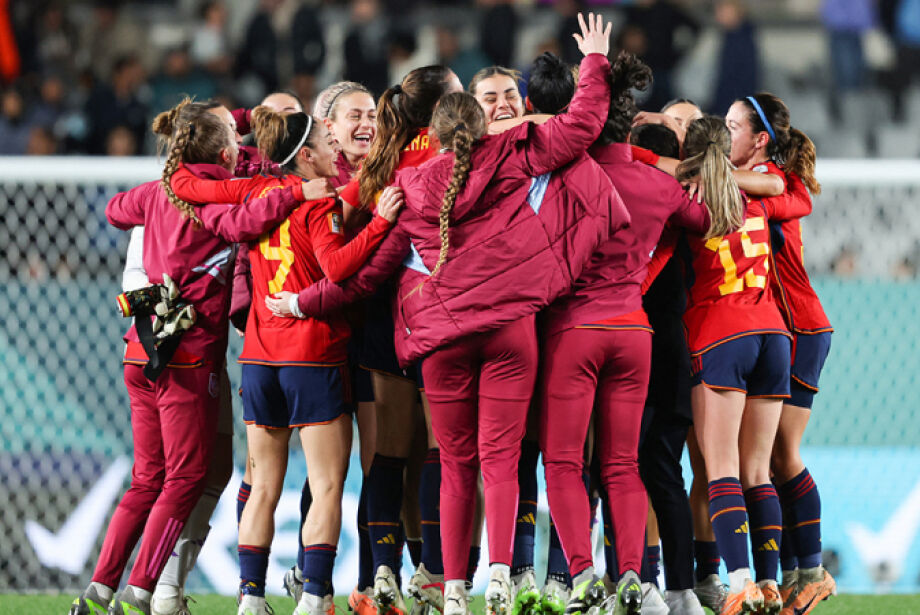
[704,216,770,296]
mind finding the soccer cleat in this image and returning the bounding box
[757,580,782,615]
[350,587,377,615]
[639,583,669,615]
[718,579,762,615]
[511,570,540,615]
[663,589,705,615]
[693,575,728,614]
[325,595,337,615]
[779,571,798,608]
[782,567,836,615]
[284,565,305,604]
[150,591,194,615]
[563,574,606,615]
[374,565,407,615]
[237,594,274,615]
[443,584,469,615]
[612,571,642,615]
[294,592,328,615]
[407,563,445,613]
[485,568,513,615]
[70,584,111,615]
[541,578,571,615]
[107,586,152,615]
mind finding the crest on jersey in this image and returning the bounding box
[328,212,344,235]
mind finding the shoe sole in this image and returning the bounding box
[513,592,540,615]
[486,596,511,615]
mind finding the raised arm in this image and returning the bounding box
[171,165,335,206]
[197,185,302,243]
[519,14,612,177]
[761,171,813,221]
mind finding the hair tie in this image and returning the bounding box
[746,96,776,142]
[392,84,403,94]
[280,115,313,166]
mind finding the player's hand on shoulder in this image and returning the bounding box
[301,178,337,201]
[376,186,405,223]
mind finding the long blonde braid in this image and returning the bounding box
[431,124,474,277]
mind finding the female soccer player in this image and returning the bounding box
[168,105,402,615]
[314,81,377,188]
[676,116,793,615]
[269,14,620,615]
[469,65,526,123]
[69,99,310,615]
[726,93,835,615]
[539,51,710,615]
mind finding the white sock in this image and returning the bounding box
[490,563,511,584]
[127,585,153,603]
[572,566,595,590]
[89,582,113,603]
[446,580,466,596]
[156,490,220,593]
[727,568,752,594]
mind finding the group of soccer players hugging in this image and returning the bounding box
[69,12,835,615]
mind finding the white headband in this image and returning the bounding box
[280,115,313,166]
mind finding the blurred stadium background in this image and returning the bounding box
[1,0,919,600]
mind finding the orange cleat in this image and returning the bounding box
[719,579,763,615]
[783,568,836,615]
[350,587,377,615]
[758,580,782,615]
[779,574,798,608]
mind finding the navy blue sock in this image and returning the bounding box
[298,477,313,556]
[512,440,539,575]
[367,454,406,572]
[420,448,444,575]
[708,477,750,573]
[467,546,481,583]
[407,539,422,568]
[357,476,374,589]
[744,484,782,582]
[302,544,337,598]
[779,525,797,572]
[236,481,251,525]
[694,540,721,582]
[546,519,571,584]
[778,468,822,569]
[602,493,618,578]
[641,544,661,586]
[239,545,270,597]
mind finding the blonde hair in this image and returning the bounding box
[152,98,232,225]
[428,92,487,277]
[677,116,744,239]
[314,81,372,120]
[468,65,522,96]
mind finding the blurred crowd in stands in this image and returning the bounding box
[0,0,918,157]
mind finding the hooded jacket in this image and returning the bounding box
[294,53,630,366]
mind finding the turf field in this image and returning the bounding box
[2,594,920,615]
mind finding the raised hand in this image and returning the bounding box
[376,186,405,222]
[572,12,612,58]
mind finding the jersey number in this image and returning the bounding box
[259,219,294,294]
[704,216,770,296]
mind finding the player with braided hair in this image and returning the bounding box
[267,13,622,615]
[69,98,310,615]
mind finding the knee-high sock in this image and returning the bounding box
[708,478,750,574]
[420,448,444,575]
[157,486,221,591]
[302,544,336,598]
[298,477,313,566]
[777,469,822,569]
[236,481,251,525]
[357,477,373,589]
[694,540,721,582]
[367,454,407,573]
[239,545,270,597]
[744,484,782,582]
[512,440,539,575]
[546,519,571,584]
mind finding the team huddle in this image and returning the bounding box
[69,12,835,615]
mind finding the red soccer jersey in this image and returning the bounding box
[169,168,393,365]
[754,163,832,334]
[339,127,440,209]
[682,197,790,356]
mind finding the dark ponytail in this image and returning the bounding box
[596,51,652,146]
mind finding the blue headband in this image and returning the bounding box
[746,96,775,142]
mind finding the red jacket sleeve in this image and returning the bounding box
[761,172,813,221]
[669,187,711,235]
[306,198,393,283]
[197,185,301,242]
[518,53,611,177]
[106,182,153,230]
[339,176,361,209]
[232,107,252,136]
[297,215,414,317]
[642,226,679,294]
[170,166,304,205]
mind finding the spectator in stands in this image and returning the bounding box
[290,2,326,109]
[820,0,875,119]
[0,88,36,154]
[437,26,491,88]
[344,0,391,96]
[83,55,149,155]
[191,1,233,78]
[885,0,920,122]
[33,74,66,132]
[479,0,518,68]
[105,124,138,156]
[150,48,217,117]
[26,125,57,155]
[711,0,759,115]
[77,0,149,81]
[235,0,281,101]
[32,1,78,82]
[623,0,700,111]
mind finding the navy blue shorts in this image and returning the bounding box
[241,364,349,428]
[691,333,791,398]
[789,331,832,409]
[347,333,374,405]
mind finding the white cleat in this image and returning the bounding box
[408,563,445,613]
[485,569,513,615]
[640,583,669,615]
[662,590,704,615]
[237,594,273,615]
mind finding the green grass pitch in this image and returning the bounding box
[3,594,920,615]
